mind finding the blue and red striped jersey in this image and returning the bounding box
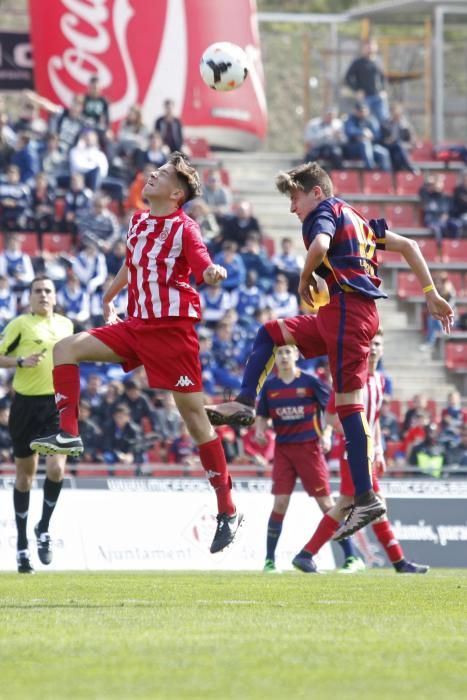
[302,197,388,299]
[257,370,331,444]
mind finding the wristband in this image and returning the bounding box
[423,284,434,294]
[16,357,24,368]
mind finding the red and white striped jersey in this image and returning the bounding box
[126,209,212,319]
[363,370,385,440]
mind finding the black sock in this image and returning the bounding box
[299,550,313,560]
[38,478,63,533]
[13,488,30,551]
[393,559,407,572]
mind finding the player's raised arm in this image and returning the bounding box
[383,229,454,334]
[102,262,128,324]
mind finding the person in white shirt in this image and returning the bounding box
[69,129,108,191]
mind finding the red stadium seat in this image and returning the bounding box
[378,249,404,266]
[329,170,362,194]
[445,342,467,371]
[389,399,403,421]
[362,171,394,195]
[395,171,425,196]
[442,271,464,296]
[417,238,440,261]
[397,271,423,298]
[17,232,40,256]
[202,167,231,187]
[54,197,65,220]
[42,232,74,254]
[262,235,275,257]
[385,440,405,460]
[358,202,384,222]
[411,141,434,161]
[441,239,467,263]
[184,137,211,159]
[439,170,460,194]
[385,203,417,229]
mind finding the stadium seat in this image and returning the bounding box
[384,440,405,460]
[445,342,467,371]
[329,170,361,194]
[358,202,384,221]
[397,271,423,298]
[440,170,460,194]
[362,171,394,195]
[411,141,434,161]
[426,399,439,422]
[443,271,464,296]
[262,235,275,257]
[389,399,403,421]
[184,137,211,159]
[441,239,467,263]
[394,171,425,196]
[18,232,40,256]
[378,249,403,266]
[416,238,440,261]
[385,203,417,229]
[54,197,65,221]
[42,232,74,254]
[202,167,231,187]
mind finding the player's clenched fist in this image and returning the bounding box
[203,264,227,285]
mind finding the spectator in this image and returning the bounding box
[420,271,456,351]
[83,75,110,132]
[402,394,430,436]
[241,425,275,475]
[265,273,299,318]
[198,328,219,397]
[201,169,233,218]
[379,103,419,173]
[78,192,121,253]
[72,240,108,294]
[439,390,466,447]
[344,38,389,123]
[29,171,55,233]
[154,98,183,152]
[90,274,127,327]
[95,380,123,427]
[119,377,158,432]
[70,399,103,466]
[200,283,233,327]
[0,121,14,170]
[105,239,127,277]
[117,104,149,156]
[56,270,91,331]
[11,131,39,183]
[102,403,144,474]
[186,197,220,247]
[153,392,184,445]
[0,164,30,231]
[0,233,35,294]
[231,269,268,320]
[80,373,105,416]
[304,107,346,169]
[221,200,262,248]
[239,234,274,292]
[343,102,391,171]
[447,169,467,238]
[212,317,248,380]
[379,398,401,444]
[271,236,305,296]
[409,423,446,478]
[63,172,93,235]
[125,163,152,213]
[69,129,109,191]
[13,97,47,137]
[0,404,12,463]
[418,174,451,243]
[38,250,69,291]
[445,423,467,473]
[54,94,86,154]
[40,133,66,181]
[403,410,430,458]
[213,241,246,292]
[0,275,17,330]
[167,423,198,467]
[134,131,169,172]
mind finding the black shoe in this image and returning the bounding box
[210,511,243,553]
[30,432,84,457]
[205,401,256,427]
[396,560,430,574]
[17,550,35,574]
[292,551,318,573]
[34,523,53,565]
[333,491,386,541]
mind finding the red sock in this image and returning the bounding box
[372,520,404,564]
[198,437,235,516]
[270,511,285,523]
[304,513,340,555]
[53,364,80,436]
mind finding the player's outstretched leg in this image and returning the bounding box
[210,511,244,554]
[333,492,386,540]
[30,432,83,457]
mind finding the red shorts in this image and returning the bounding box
[89,316,203,392]
[284,293,379,393]
[272,440,331,497]
[340,456,380,496]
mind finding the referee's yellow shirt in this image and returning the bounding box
[0,313,73,396]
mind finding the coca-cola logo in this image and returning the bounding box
[45,0,187,123]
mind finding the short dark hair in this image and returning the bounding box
[30,275,55,291]
[275,162,333,198]
[168,151,202,204]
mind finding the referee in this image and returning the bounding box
[0,276,73,573]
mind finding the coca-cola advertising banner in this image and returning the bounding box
[28,0,267,150]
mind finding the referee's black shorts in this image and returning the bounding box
[9,393,59,459]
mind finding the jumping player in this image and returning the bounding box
[257,345,364,573]
[293,329,429,574]
[205,162,454,540]
[30,152,242,554]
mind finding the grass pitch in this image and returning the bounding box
[0,570,466,700]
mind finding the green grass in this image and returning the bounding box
[0,570,466,700]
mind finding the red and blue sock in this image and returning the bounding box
[336,404,373,496]
[237,322,284,406]
[266,510,285,561]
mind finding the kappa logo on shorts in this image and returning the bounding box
[175,375,195,388]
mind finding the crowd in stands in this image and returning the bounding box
[0,61,466,476]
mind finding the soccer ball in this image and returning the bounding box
[199,42,249,91]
